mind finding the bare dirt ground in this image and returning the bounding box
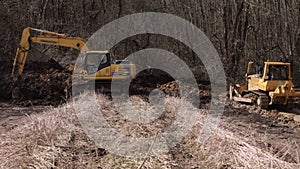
[0,61,299,168]
[221,103,300,164]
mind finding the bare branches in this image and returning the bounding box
[0,0,299,81]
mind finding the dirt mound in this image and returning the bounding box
[157,80,180,97]
[0,60,72,106]
[157,80,211,96]
[129,69,175,95]
[157,80,211,107]
[0,62,180,106]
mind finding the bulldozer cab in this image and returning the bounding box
[265,65,289,80]
[246,61,292,91]
[247,62,290,80]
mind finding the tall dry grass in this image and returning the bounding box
[0,93,299,168]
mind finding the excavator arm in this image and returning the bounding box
[12,27,89,76]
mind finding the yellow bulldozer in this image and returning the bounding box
[229,61,300,109]
[11,27,136,83]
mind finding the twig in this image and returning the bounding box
[137,133,158,169]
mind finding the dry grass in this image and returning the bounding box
[0,103,83,168]
[0,93,299,168]
[175,126,300,169]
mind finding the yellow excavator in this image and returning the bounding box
[229,61,300,109]
[11,27,136,82]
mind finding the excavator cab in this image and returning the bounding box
[82,51,136,81]
[246,62,292,91]
[85,51,111,75]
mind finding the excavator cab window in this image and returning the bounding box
[266,65,288,80]
[85,53,110,74]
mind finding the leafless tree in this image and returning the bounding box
[0,0,299,83]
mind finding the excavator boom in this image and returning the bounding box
[12,27,136,90]
[12,27,88,76]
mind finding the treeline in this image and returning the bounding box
[0,0,299,83]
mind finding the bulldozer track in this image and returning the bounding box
[257,95,269,109]
[249,91,269,109]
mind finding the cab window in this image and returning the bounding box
[85,53,108,74]
[100,55,107,64]
[86,53,100,65]
[248,63,264,77]
[267,65,288,80]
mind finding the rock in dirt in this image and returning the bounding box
[294,115,300,122]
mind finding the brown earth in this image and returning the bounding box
[0,61,176,106]
[0,60,72,106]
[221,102,300,164]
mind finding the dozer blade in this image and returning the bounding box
[232,96,253,103]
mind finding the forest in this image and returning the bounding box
[0,0,299,83]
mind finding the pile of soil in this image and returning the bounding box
[0,58,215,106]
[0,62,181,106]
[0,60,72,106]
[129,69,175,95]
[157,80,180,97]
[157,80,211,107]
[0,61,181,106]
[157,81,211,96]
